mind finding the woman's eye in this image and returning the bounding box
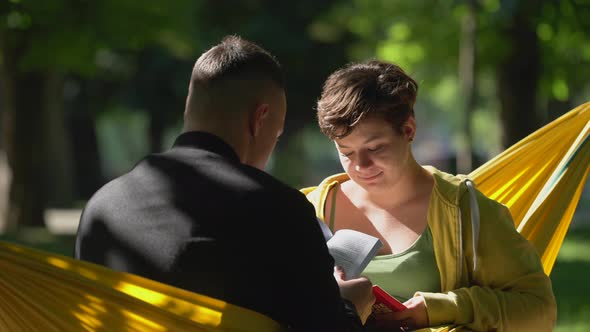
[368,146,383,152]
[340,151,353,157]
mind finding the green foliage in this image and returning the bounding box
[312,1,486,158]
[0,0,197,75]
[535,1,590,101]
[311,0,590,159]
[314,0,460,76]
[314,0,590,97]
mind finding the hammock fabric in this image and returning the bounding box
[469,101,589,274]
[0,102,588,331]
[0,241,283,332]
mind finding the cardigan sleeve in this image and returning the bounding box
[417,192,557,331]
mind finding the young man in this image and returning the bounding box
[75,36,374,331]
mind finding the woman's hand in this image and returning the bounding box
[379,295,429,331]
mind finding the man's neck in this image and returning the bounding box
[183,121,249,164]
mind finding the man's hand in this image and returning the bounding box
[333,266,375,324]
[378,294,429,330]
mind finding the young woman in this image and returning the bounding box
[304,61,556,331]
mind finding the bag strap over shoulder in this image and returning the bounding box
[465,180,480,273]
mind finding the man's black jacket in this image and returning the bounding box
[75,131,363,331]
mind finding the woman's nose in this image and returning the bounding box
[354,152,373,170]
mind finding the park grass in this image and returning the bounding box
[551,229,590,331]
[1,227,590,330]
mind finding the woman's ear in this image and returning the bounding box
[249,103,269,137]
[403,117,416,141]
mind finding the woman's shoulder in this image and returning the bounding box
[300,173,348,198]
[425,166,472,206]
[299,173,349,218]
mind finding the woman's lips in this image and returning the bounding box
[357,172,383,181]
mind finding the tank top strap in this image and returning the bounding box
[328,183,339,232]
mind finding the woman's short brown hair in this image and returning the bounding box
[317,60,418,139]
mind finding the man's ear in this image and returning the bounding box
[249,103,270,137]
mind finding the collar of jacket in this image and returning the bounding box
[172,131,241,164]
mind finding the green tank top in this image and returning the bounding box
[329,185,441,302]
[362,227,440,302]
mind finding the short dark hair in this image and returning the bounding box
[191,35,284,89]
[317,60,418,139]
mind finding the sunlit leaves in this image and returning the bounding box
[430,76,461,114]
[482,0,500,13]
[536,1,590,96]
[388,23,411,42]
[377,42,424,72]
[537,23,554,41]
[552,79,569,101]
[376,22,423,70]
[316,0,590,108]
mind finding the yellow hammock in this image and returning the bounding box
[0,102,588,331]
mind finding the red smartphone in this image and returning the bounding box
[372,285,407,313]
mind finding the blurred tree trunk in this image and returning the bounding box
[67,79,106,200]
[0,33,74,228]
[130,48,188,154]
[44,73,75,207]
[68,106,104,200]
[457,0,478,173]
[496,8,541,149]
[1,68,47,228]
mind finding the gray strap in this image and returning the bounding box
[316,217,334,242]
[465,180,480,273]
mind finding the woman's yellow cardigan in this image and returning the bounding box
[302,166,557,331]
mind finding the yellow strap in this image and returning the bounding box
[329,183,339,232]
